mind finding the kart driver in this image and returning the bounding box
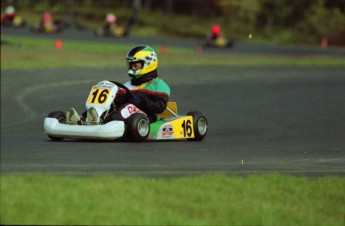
[66,45,170,125]
[1,5,16,26]
[103,13,117,36]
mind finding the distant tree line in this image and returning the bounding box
[2,0,345,45]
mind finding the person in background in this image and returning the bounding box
[1,5,16,26]
[1,4,26,27]
[39,11,56,33]
[103,13,117,36]
[205,24,234,48]
[96,13,125,37]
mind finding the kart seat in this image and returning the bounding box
[158,102,178,119]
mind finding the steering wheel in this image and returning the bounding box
[110,81,133,99]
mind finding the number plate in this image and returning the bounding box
[85,81,118,118]
[86,87,111,105]
[170,116,195,139]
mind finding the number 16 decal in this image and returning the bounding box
[87,88,110,104]
[182,119,193,137]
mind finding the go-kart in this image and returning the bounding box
[29,23,64,34]
[204,36,234,48]
[44,80,208,142]
[94,25,127,38]
[1,15,26,27]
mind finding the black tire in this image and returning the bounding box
[47,111,66,141]
[187,111,208,141]
[126,113,150,142]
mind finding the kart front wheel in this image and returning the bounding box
[127,113,150,142]
[47,111,66,141]
[187,111,208,141]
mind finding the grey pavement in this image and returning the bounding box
[1,27,345,177]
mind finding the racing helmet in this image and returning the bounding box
[126,45,158,79]
[106,13,116,24]
[42,11,53,22]
[211,24,221,35]
[5,6,15,15]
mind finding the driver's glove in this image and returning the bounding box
[130,95,143,107]
[114,93,127,107]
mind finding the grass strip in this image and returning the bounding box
[1,173,344,225]
[2,35,345,69]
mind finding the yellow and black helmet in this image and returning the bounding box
[126,45,158,79]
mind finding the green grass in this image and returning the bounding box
[1,174,344,225]
[2,35,345,69]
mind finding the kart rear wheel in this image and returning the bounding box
[127,113,150,142]
[47,111,66,141]
[187,111,208,141]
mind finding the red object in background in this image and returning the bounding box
[55,39,63,50]
[161,45,168,55]
[41,11,53,23]
[1,6,16,24]
[195,44,202,54]
[320,37,328,48]
[211,24,221,36]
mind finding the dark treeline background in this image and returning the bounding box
[2,0,345,45]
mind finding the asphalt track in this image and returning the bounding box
[1,27,345,177]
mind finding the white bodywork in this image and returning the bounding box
[44,118,125,140]
[85,80,118,123]
[44,80,125,140]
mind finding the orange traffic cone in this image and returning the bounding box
[320,37,328,49]
[55,39,63,50]
[195,44,202,54]
[161,45,168,55]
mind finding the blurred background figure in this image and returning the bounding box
[104,13,117,33]
[1,5,16,25]
[209,24,222,41]
[95,13,125,38]
[30,10,64,33]
[40,11,55,33]
[205,24,234,48]
[1,4,26,27]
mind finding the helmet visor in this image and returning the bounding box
[128,61,144,71]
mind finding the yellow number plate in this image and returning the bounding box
[86,87,111,105]
[171,116,195,138]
